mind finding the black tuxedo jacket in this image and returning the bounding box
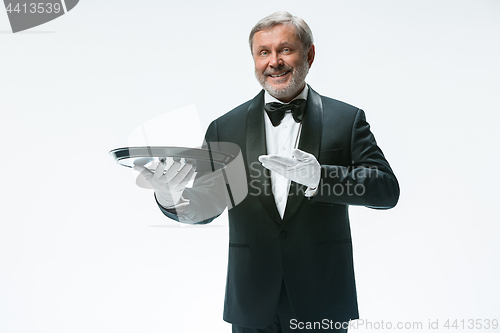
[158,86,399,328]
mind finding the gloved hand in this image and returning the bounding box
[259,148,321,192]
[133,159,196,208]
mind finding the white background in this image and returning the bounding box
[1,1,499,332]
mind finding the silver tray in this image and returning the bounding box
[109,146,235,172]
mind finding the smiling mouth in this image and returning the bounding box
[269,71,291,78]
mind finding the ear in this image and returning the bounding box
[307,44,315,68]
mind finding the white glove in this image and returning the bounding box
[133,159,196,208]
[258,149,321,196]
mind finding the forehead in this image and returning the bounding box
[252,24,301,50]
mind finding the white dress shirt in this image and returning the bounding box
[264,85,309,219]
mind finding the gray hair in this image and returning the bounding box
[249,11,314,53]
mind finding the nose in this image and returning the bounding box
[269,51,283,68]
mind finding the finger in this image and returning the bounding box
[261,162,287,175]
[165,161,182,181]
[263,157,298,169]
[258,155,270,163]
[184,158,197,169]
[133,165,145,172]
[260,160,287,173]
[154,160,167,179]
[259,154,292,163]
[292,148,312,161]
[135,172,154,189]
[176,165,196,189]
[133,165,154,180]
[261,163,273,172]
[266,155,299,166]
[170,163,194,186]
[133,157,153,167]
[261,161,286,172]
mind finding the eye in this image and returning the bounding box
[282,48,291,53]
[260,50,269,56]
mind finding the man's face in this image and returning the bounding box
[252,24,315,102]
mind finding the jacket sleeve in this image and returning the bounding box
[310,109,400,209]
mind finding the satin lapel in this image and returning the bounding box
[245,90,282,223]
[283,86,323,221]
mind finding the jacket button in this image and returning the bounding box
[279,231,287,239]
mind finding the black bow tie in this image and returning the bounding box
[264,99,306,127]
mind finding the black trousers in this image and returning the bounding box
[232,281,348,333]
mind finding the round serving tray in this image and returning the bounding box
[109,146,235,172]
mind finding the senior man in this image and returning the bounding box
[136,11,399,333]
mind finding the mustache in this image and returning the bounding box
[263,66,293,76]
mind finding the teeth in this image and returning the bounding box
[270,71,288,77]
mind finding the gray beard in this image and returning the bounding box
[255,59,309,100]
